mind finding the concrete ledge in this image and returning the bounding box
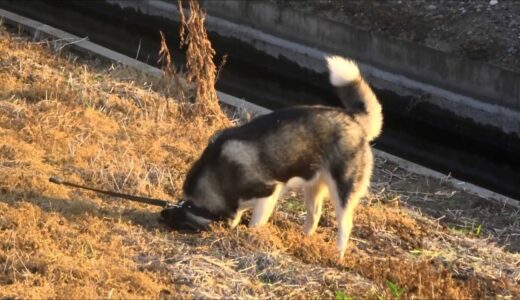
[0,8,161,76]
[0,8,517,208]
[0,8,253,116]
[201,1,520,111]
[200,0,520,135]
[105,0,520,136]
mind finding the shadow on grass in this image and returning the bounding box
[0,188,169,232]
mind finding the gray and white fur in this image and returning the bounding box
[168,56,383,258]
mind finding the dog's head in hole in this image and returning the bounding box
[160,56,382,258]
[160,199,223,233]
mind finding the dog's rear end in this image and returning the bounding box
[167,56,383,259]
[321,56,382,256]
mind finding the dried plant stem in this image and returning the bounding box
[177,0,224,119]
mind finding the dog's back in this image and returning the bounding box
[181,56,383,258]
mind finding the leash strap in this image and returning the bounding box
[49,176,172,207]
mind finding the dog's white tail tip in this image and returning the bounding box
[326,56,360,87]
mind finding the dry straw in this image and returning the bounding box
[0,3,519,299]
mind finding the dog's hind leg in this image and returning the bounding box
[303,175,328,235]
[327,150,373,258]
[332,188,363,259]
[249,184,284,228]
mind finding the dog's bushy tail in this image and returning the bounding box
[326,56,383,141]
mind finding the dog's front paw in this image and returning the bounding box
[303,222,318,235]
[338,249,346,261]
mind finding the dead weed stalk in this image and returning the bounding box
[177,0,225,119]
[158,30,186,101]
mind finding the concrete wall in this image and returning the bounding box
[103,0,520,135]
[200,0,520,112]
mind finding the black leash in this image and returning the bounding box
[49,176,174,207]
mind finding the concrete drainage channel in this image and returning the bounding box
[0,1,519,204]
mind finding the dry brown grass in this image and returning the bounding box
[0,24,229,298]
[0,22,519,299]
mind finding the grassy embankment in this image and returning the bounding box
[0,3,519,298]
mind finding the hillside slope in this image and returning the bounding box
[0,26,519,299]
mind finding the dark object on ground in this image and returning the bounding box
[48,176,219,233]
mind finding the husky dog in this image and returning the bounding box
[161,56,383,258]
